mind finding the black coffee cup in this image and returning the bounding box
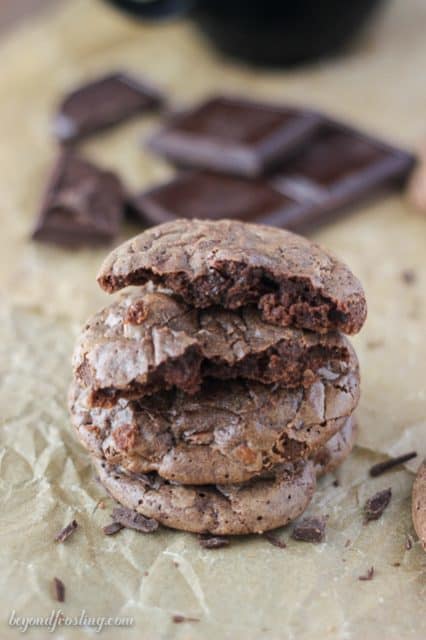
[105,0,385,66]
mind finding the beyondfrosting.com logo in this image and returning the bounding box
[8,609,134,634]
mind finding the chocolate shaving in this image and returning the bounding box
[54,519,78,543]
[103,522,124,536]
[111,507,159,533]
[53,577,65,602]
[172,614,200,624]
[264,532,287,549]
[401,269,416,284]
[358,566,375,581]
[198,534,230,549]
[291,517,326,543]
[369,452,417,477]
[405,534,413,551]
[364,488,392,523]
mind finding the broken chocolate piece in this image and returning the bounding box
[148,96,320,177]
[264,531,287,548]
[270,120,415,231]
[53,72,164,143]
[291,516,326,543]
[358,566,375,581]
[369,452,417,477]
[32,151,124,248]
[103,522,124,536]
[198,534,230,549]
[111,506,159,533]
[53,577,65,602]
[364,488,392,523]
[54,519,78,543]
[130,171,306,227]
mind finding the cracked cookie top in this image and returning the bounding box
[97,219,367,335]
[73,285,354,404]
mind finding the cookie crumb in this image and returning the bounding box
[405,534,414,551]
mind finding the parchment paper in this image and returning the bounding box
[0,1,425,638]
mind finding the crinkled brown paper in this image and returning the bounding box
[0,1,425,638]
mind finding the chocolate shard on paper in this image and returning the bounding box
[53,577,65,603]
[53,72,164,143]
[198,534,230,549]
[54,519,78,543]
[270,120,415,231]
[32,151,124,248]
[148,95,320,177]
[111,506,159,533]
[291,516,326,543]
[369,451,417,477]
[364,488,392,523]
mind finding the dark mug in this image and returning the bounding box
[105,0,385,66]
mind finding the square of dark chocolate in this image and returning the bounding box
[32,152,124,248]
[148,96,320,177]
[53,72,164,143]
[269,120,415,228]
[130,171,305,227]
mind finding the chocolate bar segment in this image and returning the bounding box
[53,72,164,143]
[148,96,320,177]
[130,171,305,226]
[137,119,414,231]
[32,151,124,248]
[270,120,415,230]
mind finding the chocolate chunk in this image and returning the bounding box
[54,519,78,542]
[264,532,287,548]
[111,506,159,533]
[53,577,65,602]
[98,219,367,335]
[291,516,326,543]
[32,151,124,248]
[148,96,320,177]
[130,171,307,227]
[103,521,124,536]
[270,121,415,231]
[358,566,375,581]
[53,72,164,143]
[198,534,230,549]
[369,452,417,477]
[364,488,392,523]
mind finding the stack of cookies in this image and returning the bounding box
[69,219,366,535]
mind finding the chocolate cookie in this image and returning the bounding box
[69,349,359,485]
[73,287,353,405]
[93,419,355,536]
[94,457,316,535]
[313,416,357,477]
[97,219,367,335]
[412,462,426,551]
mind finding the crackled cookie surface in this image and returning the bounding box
[73,286,354,405]
[70,346,359,485]
[97,219,367,335]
